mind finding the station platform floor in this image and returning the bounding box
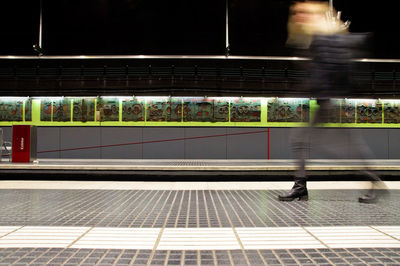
[1,159,400,181]
[0,180,399,265]
[2,159,400,171]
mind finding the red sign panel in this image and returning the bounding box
[12,125,33,163]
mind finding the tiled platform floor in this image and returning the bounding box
[0,185,398,227]
[1,248,400,265]
[0,181,399,265]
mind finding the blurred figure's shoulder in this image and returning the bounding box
[311,33,371,48]
[343,33,372,47]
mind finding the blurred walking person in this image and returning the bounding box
[278,1,388,203]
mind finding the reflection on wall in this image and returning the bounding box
[146,97,169,121]
[52,98,71,122]
[326,99,341,123]
[40,98,53,121]
[231,98,261,122]
[267,98,308,122]
[122,97,144,122]
[213,98,230,122]
[170,98,182,122]
[301,100,309,122]
[25,98,32,121]
[73,98,95,122]
[357,100,382,123]
[384,100,400,123]
[182,98,230,122]
[2,96,400,126]
[341,99,356,123]
[97,97,119,121]
[183,98,213,122]
[0,98,25,121]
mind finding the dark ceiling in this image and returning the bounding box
[0,0,398,57]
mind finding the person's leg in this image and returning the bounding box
[278,126,310,201]
[358,171,389,204]
[278,99,333,202]
[346,129,389,203]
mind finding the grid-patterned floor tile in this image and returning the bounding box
[0,185,399,264]
[0,248,399,265]
[0,189,399,228]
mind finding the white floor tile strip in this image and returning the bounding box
[1,181,400,190]
[0,226,89,248]
[158,228,240,250]
[372,226,400,240]
[0,226,400,249]
[305,226,400,248]
[0,226,21,238]
[236,227,325,249]
[72,228,161,250]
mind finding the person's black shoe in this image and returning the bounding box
[358,193,378,204]
[278,190,309,201]
[358,189,389,204]
[278,176,308,201]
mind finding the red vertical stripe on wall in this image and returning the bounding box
[268,128,270,160]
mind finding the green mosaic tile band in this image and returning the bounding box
[1,97,399,127]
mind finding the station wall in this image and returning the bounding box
[1,126,399,159]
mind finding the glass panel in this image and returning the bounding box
[183,97,213,122]
[357,100,382,123]
[212,98,229,122]
[268,98,307,122]
[40,98,53,121]
[52,98,71,122]
[122,97,145,122]
[72,98,96,122]
[383,100,400,123]
[97,97,119,122]
[146,97,169,122]
[341,99,356,123]
[230,98,261,122]
[0,98,24,121]
[25,98,32,121]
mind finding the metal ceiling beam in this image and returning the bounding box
[0,55,399,63]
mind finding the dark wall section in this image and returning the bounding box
[0,127,399,159]
[388,129,400,159]
[142,128,185,159]
[184,128,227,159]
[60,127,101,159]
[37,127,60,159]
[269,128,293,159]
[227,128,267,159]
[101,127,143,159]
